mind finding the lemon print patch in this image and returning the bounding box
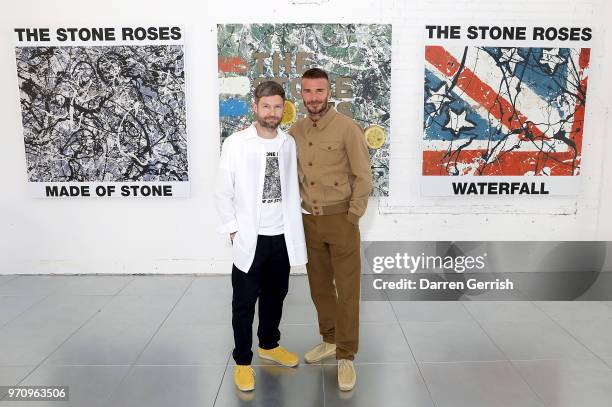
[365,125,386,149]
[281,100,297,125]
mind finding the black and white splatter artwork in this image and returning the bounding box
[262,152,281,203]
[15,45,188,182]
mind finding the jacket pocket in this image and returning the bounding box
[317,142,344,165]
[322,173,351,202]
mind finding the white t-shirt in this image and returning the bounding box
[258,134,284,235]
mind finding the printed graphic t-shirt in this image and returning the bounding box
[258,135,284,236]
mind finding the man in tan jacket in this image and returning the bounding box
[289,68,372,391]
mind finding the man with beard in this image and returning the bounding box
[216,81,307,392]
[289,68,372,391]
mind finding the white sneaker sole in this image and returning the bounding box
[304,347,336,364]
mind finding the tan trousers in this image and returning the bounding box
[302,212,360,360]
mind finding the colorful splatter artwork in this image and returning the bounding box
[218,24,392,196]
[423,46,589,177]
[16,45,188,183]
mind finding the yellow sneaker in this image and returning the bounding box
[338,359,356,391]
[304,341,336,363]
[234,365,255,391]
[257,346,299,367]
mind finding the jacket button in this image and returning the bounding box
[314,206,318,210]
[313,200,317,204]
[310,182,315,186]
[327,146,331,150]
[334,182,339,186]
[308,162,312,166]
[308,142,313,146]
[313,123,317,128]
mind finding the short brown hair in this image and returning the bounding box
[254,80,286,103]
[302,67,329,81]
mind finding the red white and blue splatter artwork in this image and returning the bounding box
[423,46,590,177]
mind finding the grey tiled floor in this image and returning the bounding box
[0,274,611,406]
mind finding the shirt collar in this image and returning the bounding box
[244,123,287,143]
[306,106,337,131]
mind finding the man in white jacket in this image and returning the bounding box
[215,81,307,392]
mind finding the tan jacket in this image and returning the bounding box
[288,107,372,223]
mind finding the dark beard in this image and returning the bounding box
[306,102,329,115]
[257,116,281,129]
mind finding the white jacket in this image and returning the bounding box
[215,124,308,272]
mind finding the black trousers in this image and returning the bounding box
[232,234,290,365]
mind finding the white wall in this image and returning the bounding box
[0,0,610,274]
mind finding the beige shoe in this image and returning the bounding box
[338,359,356,391]
[304,341,336,363]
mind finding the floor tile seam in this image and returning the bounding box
[530,300,612,322]
[463,303,550,407]
[99,277,197,406]
[461,299,554,330]
[530,300,591,324]
[7,294,121,404]
[212,352,232,407]
[15,364,132,367]
[322,362,326,407]
[530,301,612,366]
[419,357,606,365]
[130,278,197,366]
[0,278,96,329]
[111,276,138,296]
[0,275,19,287]
[391,301,440,407]
[0,291,55,331]
[38,363,230,367]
